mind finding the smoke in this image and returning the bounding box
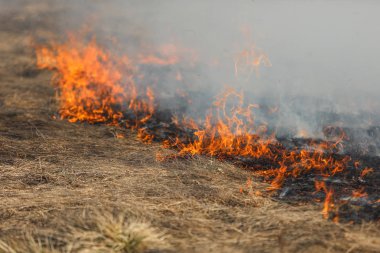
[8,0,380,154]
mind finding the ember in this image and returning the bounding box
[36,32,379,223]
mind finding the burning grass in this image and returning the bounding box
[1,2,380,251]
[35,32,379,223]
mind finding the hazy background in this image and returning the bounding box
[85,0,380,135]
[83,1,380,103]
[3,0,380,145]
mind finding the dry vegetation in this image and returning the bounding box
[0,211,170,253]
[0,1,379,252]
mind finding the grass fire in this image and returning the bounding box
[0,1,379,252]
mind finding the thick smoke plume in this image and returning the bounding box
[10,0,380,155]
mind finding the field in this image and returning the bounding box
[0,2,379,253]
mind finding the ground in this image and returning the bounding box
[0,2,379,253]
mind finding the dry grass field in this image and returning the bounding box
[0,1,379,252]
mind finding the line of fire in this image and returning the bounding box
[1,1,379,252]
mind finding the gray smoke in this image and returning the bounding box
[5,0,380,155]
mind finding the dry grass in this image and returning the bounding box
[0,1,379,253]
[0,236,59,253]
[0,211,170,253]
[68,211,170,253]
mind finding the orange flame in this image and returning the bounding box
[360,167,374,178]
[234,44,271,79]
[35,34,156,127]
[352,187,368,198]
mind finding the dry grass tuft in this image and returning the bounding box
[0,235,59,253]
[343,224,380,253]
[68,212,171,253]
[0,212,170,253]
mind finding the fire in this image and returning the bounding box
[36,35,131,124]
[171,89,352,194]
[36,32,375,222]
[35,33,155,128]
[315,181,336,219]
[351,187,368,198]
[323,188,335,219]
[360,167,374,178]
[176,88,272,158]
[234,44,271,79]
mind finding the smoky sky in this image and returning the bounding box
[4,0,380,133]
[70,0,380,114]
